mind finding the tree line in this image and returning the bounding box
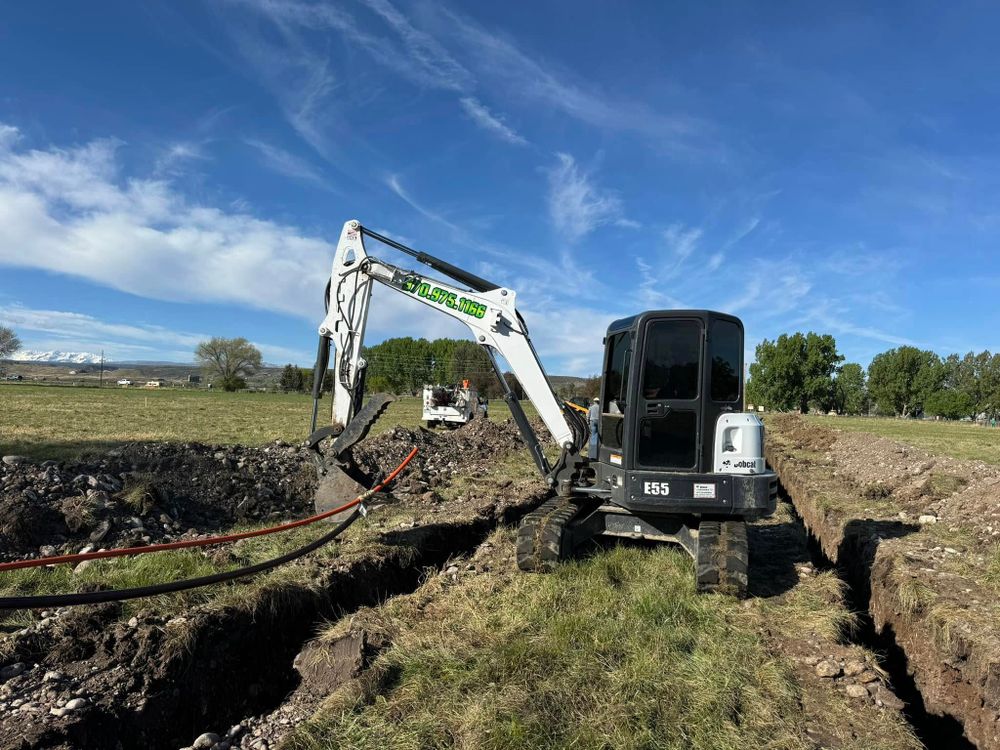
[747,332,1000,419]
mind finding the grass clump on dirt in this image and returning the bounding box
[290,539,807,750]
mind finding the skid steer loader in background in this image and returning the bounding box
[306,220,776,596]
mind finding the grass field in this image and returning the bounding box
[0,384,536,460]
[805,415,1000,465]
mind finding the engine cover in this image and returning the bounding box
[713,413,766,474]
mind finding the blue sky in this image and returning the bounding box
[0,1,997,375]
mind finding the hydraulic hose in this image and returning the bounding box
[0,448,418,609]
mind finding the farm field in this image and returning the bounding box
[0,384,536,461]
[806,415,1000,466]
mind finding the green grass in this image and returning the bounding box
[0,385,536,460]
[290,539,809,750]
[806,415,1000,465]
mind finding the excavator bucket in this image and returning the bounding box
[306,393,395,516]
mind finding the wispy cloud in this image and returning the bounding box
[459,97,527,145]
[546,153,634,242]
[2,303,206,350]
[154,141,208,176]
[439,7,710,152]
[385,174,461,232]
[244,138,330,187]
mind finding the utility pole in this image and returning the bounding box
[99,350,104,388]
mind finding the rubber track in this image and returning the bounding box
[696,520,749,597]
[515,496,577,572]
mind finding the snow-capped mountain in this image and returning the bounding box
[11,350,104,364]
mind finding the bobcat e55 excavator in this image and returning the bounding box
[307,220,777,596]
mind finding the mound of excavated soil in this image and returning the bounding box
[0,417,540,563]
[0,443,317,560]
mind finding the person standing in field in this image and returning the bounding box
[588,397,601,459]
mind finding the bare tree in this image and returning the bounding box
[0,326,21,358]
[195,337,262,392]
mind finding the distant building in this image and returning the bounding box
[187,374,201,383]
[145,379,166,388]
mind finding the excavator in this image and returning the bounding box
[306,220,776,596]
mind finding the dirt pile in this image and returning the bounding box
[0,442,317,560]
[0,417,542,563]
[767,415,1000,748]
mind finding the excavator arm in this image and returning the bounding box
[311,220,587,486]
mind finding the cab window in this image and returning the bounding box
[710,320,741,403]
[641,319,701,400]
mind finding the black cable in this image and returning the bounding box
[0,510,361,610]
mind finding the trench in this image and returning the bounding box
[21,497,547,750]
[776,481,974,750]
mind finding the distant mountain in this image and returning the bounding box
[11,350,104,364]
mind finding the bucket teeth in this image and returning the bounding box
[307,393,395,515]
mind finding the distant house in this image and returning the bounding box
[145,380,166,388]
[187,374,201,383]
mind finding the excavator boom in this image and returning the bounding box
[312,220,585,486]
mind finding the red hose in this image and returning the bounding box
[0,447,418,573]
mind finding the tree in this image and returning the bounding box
[0,326,20,358]
[580,375,601,400]
[747,332,843,412]
[925,389,976,420]
[279,364,304,392]
[867,346,943,417]
[195,337,262,392]
[834,363,868,415]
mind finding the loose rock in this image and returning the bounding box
[814,659,842,678]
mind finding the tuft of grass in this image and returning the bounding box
[925,472,968,499]
[120,474,161,515]
[289,538,809,750]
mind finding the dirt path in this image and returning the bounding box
[767,414,1000,749]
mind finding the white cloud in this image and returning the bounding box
[458,97,527,145]
[546,153,632,242]
[0,126,334,319]
[0,304,204,349]
[0,124,22,149]
[244,139,330,187]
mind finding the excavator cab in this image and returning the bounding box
[516,310,776,596]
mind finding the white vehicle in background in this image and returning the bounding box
[117,379,133,387]
[422,381,478,428]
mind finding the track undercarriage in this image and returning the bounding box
[515,496,749,597]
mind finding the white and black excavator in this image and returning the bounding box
[306,220,776,596]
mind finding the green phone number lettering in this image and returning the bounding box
[402,277,487,319]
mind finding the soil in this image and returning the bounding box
[0,442,317,560]
[0,418,549,750]
[767,414,1000,749]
